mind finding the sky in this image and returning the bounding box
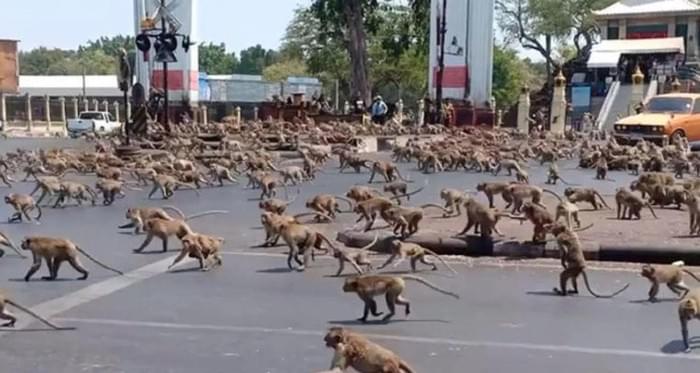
[0,0,305,53]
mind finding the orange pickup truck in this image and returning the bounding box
[613,93,700,146]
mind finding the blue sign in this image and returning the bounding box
[571,85,591,108]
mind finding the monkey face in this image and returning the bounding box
[342,278,357,293]
[563,188,575,197]
[20,238,30,251]
[640,265,654,279]
[3,195,10,204]
[324,328,345,348]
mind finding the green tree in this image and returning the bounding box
[263,59,308,81]
[492,45,528,109]
[235,45,279,75]
[199,43,238,74]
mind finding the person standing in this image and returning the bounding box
[370,96,388,125]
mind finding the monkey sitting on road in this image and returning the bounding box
[331,236,378,277]
[319,327,415,373]
[641,261,700,302]
[0,290,74,330]
[342,274,459,322]
[5,193,41,223]
[21,236,123,281]
[378,240,457,275]
[168,232,224,272]
[546,222,629,298]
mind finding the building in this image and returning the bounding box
[0,39,19,93]
[18,75,123,98]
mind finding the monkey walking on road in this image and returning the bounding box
[641,261,700,302]
[0,290,75,330]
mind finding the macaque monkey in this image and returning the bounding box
[5,193,41,223]
[346,185,382,203]
[383,181,409,205]
[368,161,411,184]
[168,232,224,271]
[278,165,308,185]
[21,236,123,281]
[258,195,297,215]
[0,290,75,330]
[95,165,122,180]
[595,158,609,180]
[679,288,700,352]
[684,191,700,235]
[95,179,131,205]
[439,188,470,217]
[476,182,512,208]
[306,194,354,221]
[148,174,199,199]
[641,261,700,302]
[546,163,575,185]
[518,201,555,243]
[258,174,286,200]
[458,198,505,238]
[383,204,447,237]
[0,171,14,188]
[515,168,530,184]
[546,222,629,298]
[53,181,97,208]
[502,184,547,213]
[342,274,459,322]
[133,210,227,252]
[564,187,610,210]
[615,187,658,220]
[278,221,336,271]
[119,205,185,234]
[259,211,330,247]
[353,197,396,232]
[320,327,415,373]
[209,164,239,186]
[544,190,581,229]
[340,157,371,173]
[492,159,524,176]
[378,240,457,274]
[331,235,378,277]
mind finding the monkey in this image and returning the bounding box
[0,290,75,330]
[278,221,338,271]
[382,204,448,237]
[564,187,610,210]
[346,185,383,203]
[684,191,700,235]
[615,187,658,220]
[258,194,297,215]
[52,181,97,208]
[331,235,378,277]
[0,171,14,188]
[439,188,470,217]
[148,174,199,199]
[679,288,700,352]
[546,163,575,185]
[492,159,525,177]
[543,190,581,229]
[641,262,700,302]
[5,193,41,223]
[476,182,512,208]
[258,174,287,200]
[168,232,224,271]
[29,175,60,197]
[673,158,692,179]
[95,179,131,206]
[353,197,396,232]
[546,222,630,298]
[246,170,268,189]
[33,178,63,206]
[321,327,415,373]
[342,274,459,322]
[306,194,355,221]
[595,158,609,180]
[21,236,123,281]
[502,184,548,214]
[95,165,122,180]
[208,164,239,186]
[134,211,227,253]
[118,205,186,234]
[458,198,505,238]
[128,167,157,186]
[339,156,371,173]
[378,240,457,275]
[22,163,50,181]
[516,201,555,243]
[177,169,212,189]
[278,165,308,185]
[0,231,23,258]
[368,161,411,184]
[515,168,530,184]
[627,159,643,176]
[383,181,409,205]
[259,211,331,248]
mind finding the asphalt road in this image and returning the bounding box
[0,138,690,373]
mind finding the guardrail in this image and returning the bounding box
[595,80,620,131]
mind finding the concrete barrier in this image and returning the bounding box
[336,230,494,256]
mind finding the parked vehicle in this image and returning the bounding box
[66,111,122,138]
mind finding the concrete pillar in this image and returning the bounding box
[72,98,79,119]
[629,65,646,114]
[550,70,567,134]
[102,100,109,113]
[496,110,503,128]
[600,22,608,40]
[669,21,676,39]
[253,107,259,121]
[277,106,283,121]
[619,19,627,39]
[417,99,425,127]
[59,97,66,125]
[44,95,51,126]
[343,101,350,115]
[689,19,698,60]
[235,106,241,125]
[126,101,132,119]
[83,98,89,112]
[201,106,208,125]
[25,95,33,130]
[0,93,6,125]
[92,99,98,111]
[396,99,404,123]
[516,86,531,133]
[113,102,120,122]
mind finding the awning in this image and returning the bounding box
[587,51,621,68]
[591,37,686,55]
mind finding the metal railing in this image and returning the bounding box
[595,80,620,131]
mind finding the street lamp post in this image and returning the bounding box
[434,0,447,125]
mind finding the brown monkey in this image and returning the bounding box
[383,181,409,204]
[168,232,224,271]
[679,288,700,352]
[278,221,337,271]
[331,235,378,277]
[321,327,415,373]
[95,165,122,180]
[95,179,132,205]
[383,204,448,237]
[53,181,97,208]
[258,190,298,214]
[544,190,581,229]
[368,161,411,184]
[519,201,554,243]
[595,158,609,180]
[148,174,199,199]
[615,187,658,220]
[458,198,505,238]
[259,211,330,248]
[5,193,41,223]
[209,164,239,186]
[439,188,470,217]
[134,218,193,253]
[21,236,123,281]
[515,168,530,184]
[564,187,610,210]
[684,191,700,235]
[353,197,396,232]
[378,240,457,274]
[641,262,700,302]
[306,194,354,221]
[493,159,524,176]
[342,274,459,322]
[476,182,512,208]
[346,185,382,203]
[0,290,74,330]
[118,205,206,235]
[258,174,286,200]
[546,222,629,298]
[546,163,575,185]
[502,184,547,214]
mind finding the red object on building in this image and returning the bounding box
[0,39,19,93]
[432,66,469,88]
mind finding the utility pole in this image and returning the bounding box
[161,0,170,133]
[435,0,447,125]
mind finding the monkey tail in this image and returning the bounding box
[0,231,24,258]
[423,248,458,275]
[572,223,595,233]
[594,191,612,209]
[74,246,124,275]
[580,271,629,298]
[285,189,300,205]
[420,203,450,214]
[293,211,333,222]
[33,204,42,220]
[401,275,460,299]
[682,269,700,283]
[5,299,75,330]
[317,233,341,253]
[646,203,658,219]
[334,195,355,212]
[542,189,563,203]
[390,187,425,202]
[399,360,417,373]
[358,234,379,251]
[394,168,413,183]
[559,177,578,186]
[161,205,186,220]
[185,210,229,221]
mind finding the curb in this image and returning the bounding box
[338,230,700,265]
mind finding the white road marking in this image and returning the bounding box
[0,255,176,337]
[55,317,700,361]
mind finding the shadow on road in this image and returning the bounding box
[256,267,295,274]
[661,338,700,354]
[628,298,677,304]
[328,318,450,326]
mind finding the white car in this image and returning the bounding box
[67,111,122,138]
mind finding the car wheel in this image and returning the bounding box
[671,130,686,146]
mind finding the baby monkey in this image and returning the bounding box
[641,261,700,302]
[342,274,459,322]
[168,232,224,272]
